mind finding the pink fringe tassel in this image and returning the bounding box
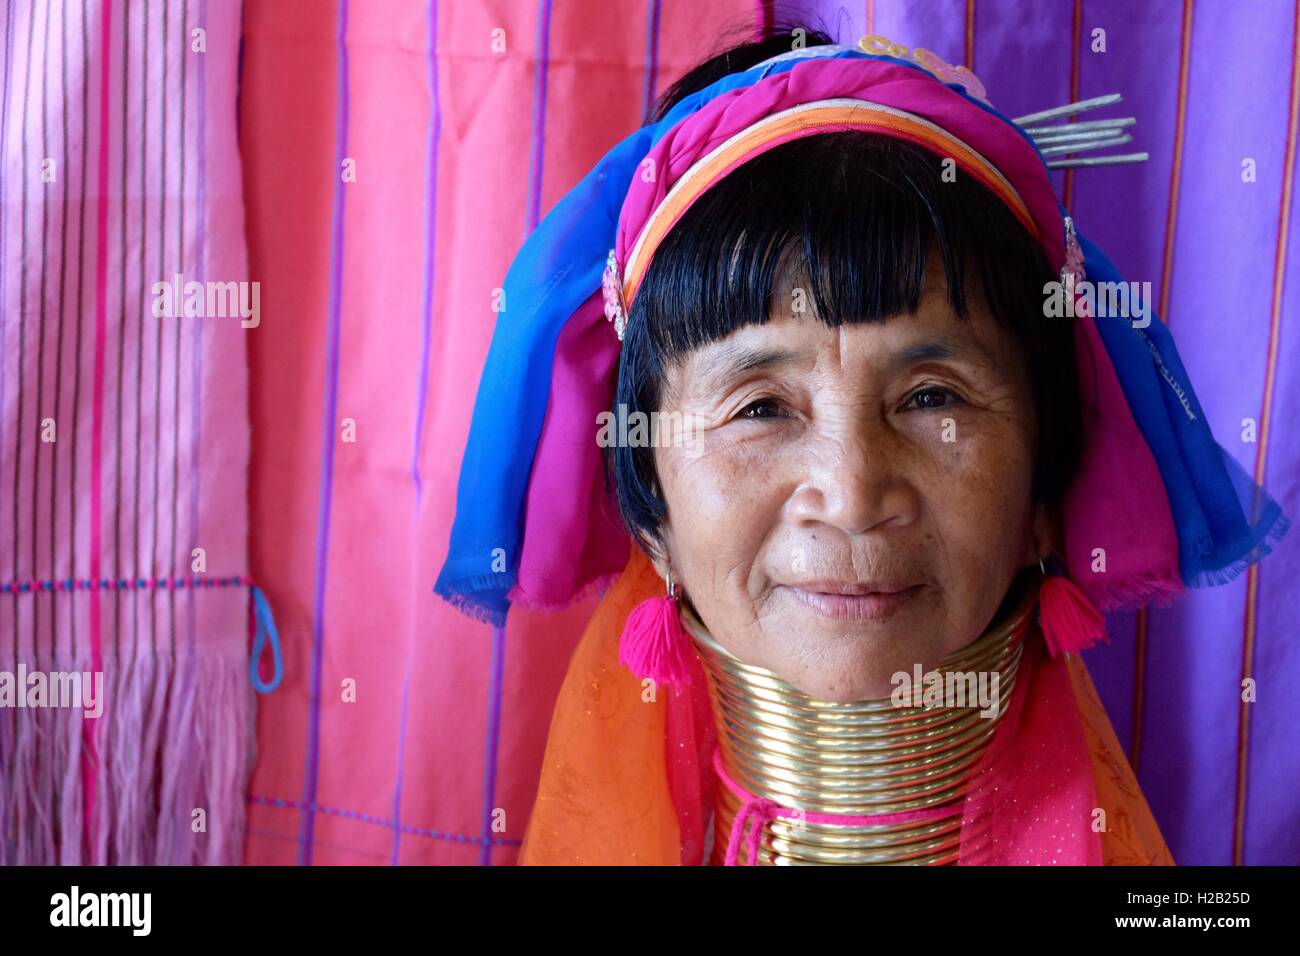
[1038,574,1108,656]
[58,693,85,866]
[3,593,252,864]
[190,650,253,865]
[12,663,35,862]
[157,635,200,865]
[0,689,10,864]
[32,691,59,861]
[619,593,694,687]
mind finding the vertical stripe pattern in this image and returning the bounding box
[2,0,254,865]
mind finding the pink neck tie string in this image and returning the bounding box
[711,747,961,866]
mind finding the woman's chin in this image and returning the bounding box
[752,587,963,702]
[782,664,910,703]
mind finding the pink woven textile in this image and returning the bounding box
[0,0,254,864]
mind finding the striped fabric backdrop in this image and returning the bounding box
[3,0,1295,867]
[0,0,254,864]
[239,0,1300,866]
[239,0,776,866]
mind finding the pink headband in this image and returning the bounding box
[605,96,1044,340]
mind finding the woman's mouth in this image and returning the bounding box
[781,582,923,621]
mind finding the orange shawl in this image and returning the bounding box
[519,547,1173,866]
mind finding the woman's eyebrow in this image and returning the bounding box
[693,344,804,392]
[894,336,997,370]
[900,341,956,362]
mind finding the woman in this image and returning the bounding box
[435,28,1288,865]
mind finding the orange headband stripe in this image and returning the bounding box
[621,99,1040,308]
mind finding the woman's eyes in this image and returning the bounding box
[734,387,961,421]
[737,398,785,420]
[906,386,962,411]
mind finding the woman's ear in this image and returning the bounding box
[1027,500,1058,565]
[634,528,671,581]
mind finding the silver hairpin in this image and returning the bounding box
[1013,93,1149,169]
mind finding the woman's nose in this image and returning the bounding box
[788,420,919,535]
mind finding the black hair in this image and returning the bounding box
[605,24,1084,560]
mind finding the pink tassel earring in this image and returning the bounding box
[1036,557,1108,657]
[619,570,694,687]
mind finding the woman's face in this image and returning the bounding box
[651,261,1049,701]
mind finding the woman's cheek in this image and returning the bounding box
[906,406,1031,473]
[923,417,1036,556]
[663,440,786,581]
[901,406,981,461]
[669,441,771,527]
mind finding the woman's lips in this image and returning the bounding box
[782,583,922,621]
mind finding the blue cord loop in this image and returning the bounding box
[249,585,283,694]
